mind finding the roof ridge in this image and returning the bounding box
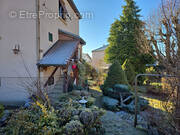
[92,45,109,52]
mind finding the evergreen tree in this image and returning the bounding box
[105,0,154,74]
[103,61,129,90]
[122,59,136,85]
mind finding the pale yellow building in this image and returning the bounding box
[92,45,110,71]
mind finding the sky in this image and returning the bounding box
[74,0,161,56]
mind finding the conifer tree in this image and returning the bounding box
[105,0,154,74]
[103,61,128,90]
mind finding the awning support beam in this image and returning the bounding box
[44,67,59,87]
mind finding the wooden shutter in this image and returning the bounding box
[59,0,68,20]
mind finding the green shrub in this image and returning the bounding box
[2,94,105,135]
[103,61,129,90]
[77,62,86,87]
[63,120,84,135]
[0,104,4,119]
[2,103,61,135]
[86,97,96,108]
[113,84,131,95]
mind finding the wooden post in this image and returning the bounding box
[134,74,139,127]
[63,68,68,93]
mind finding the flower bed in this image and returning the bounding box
[1,91,105,135]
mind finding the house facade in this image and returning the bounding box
[82,53,92,64]
[0,0,85,105]
[92,45,110,71]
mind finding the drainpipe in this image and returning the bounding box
[36,0,41,81]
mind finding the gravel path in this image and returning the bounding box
[101,111,148,135]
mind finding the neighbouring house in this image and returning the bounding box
[0,0,85,106]
[92,45,110,71]
[82,53,92,64]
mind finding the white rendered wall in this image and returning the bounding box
[39,0,79,59]
[0,0,80,105]
[0,0,37,105]
[0,0,37,77]
[39,0,80,79]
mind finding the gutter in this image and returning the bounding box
[67,0,82,19]
[36,0,41,79]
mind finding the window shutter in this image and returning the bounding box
[49,32,53,42]
[59,0,68,20]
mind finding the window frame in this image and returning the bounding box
[59,0,67,21]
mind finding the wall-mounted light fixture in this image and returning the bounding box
[13,44,20,54]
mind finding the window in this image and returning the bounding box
[48,32,53,42]
[59,0,67,20]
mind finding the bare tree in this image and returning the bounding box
[137,0,180,134]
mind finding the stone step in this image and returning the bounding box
[47,78,64,106]
[54,86,63,89]
[55,79,64,84]
[48,93,62,97]
[48,96,60,100]
[48,95,60,99]
[48,91,62,96]
[55,82,64,85]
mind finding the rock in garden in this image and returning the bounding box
[102,96,119,111]
[71,90,82,96]
[114,84,132,98]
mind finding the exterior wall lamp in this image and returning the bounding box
[13,44,20,54]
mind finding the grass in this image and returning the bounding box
[140,93,173,112]
[150,82,162,86]
[137,83,173,112]
[88,80,102,92]
[89,86,102,92]
[143,96,167,111]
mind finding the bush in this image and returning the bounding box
[0,104,4,119]
[102,61,129,96]
[102,84,132,100]
[2,103,61,135]
[63,120,84,135]
[80,109,94,127]
[114,84,130,93]
[86,97,96,108]
[2,93,105,135]
[77,62,86,87]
